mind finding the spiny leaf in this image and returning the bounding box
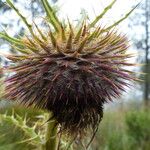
[49,31,63,54]
[102,3,140,32]
[98,31,114,45]
[76,36,88,54]
[3,54,28,62]
[34,22,47,41]
[66,32,73,49]
[39,43,51,53]
[11,45,31,54]
[41,0,62,33]
[67,18,74,36]
[0,113,42,144]
[87,27,101,43]
[0,32,24,47]
[81,23,87,37]
[60,24,66,41]
[49,31,57,48]
[89,0,117,28]
[74,22,84,43]
[23,38,39,53]
[6,0,34,36]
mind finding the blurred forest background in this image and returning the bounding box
[0,0,149,150]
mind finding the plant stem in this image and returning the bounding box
[45,113,58,150]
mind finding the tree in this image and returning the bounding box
[144,0,150,105]
[129,0,150,105]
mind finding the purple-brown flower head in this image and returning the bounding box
[1,0,137,136]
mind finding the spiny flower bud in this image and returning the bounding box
[1,0,138,137]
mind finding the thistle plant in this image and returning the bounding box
[0,0,138,149]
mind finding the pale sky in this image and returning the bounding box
[57,0,141,30]
[0,0,141,35]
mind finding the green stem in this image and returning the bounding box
[45,113,58,150]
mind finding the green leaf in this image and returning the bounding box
[34,22,47,41]
[0,32,24,47]
[0,113,42,145]
[74,21,84,43]
[6,0,34,36]
[66,32,73,50]
[11,45,31,54]
[41,0,62,33]
[89,0,117,28]
[49,31,63,54]
[102,3,140,32]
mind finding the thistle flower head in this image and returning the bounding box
[1,0,138,136]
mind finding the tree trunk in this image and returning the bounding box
[144,0,150,106]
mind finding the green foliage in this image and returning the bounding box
[0,107,45,150]
[126,110,150,150]
[91,110,131,150]
[86,106,150,150]
[0,107,76,150]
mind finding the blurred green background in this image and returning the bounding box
[0,102,149,150]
